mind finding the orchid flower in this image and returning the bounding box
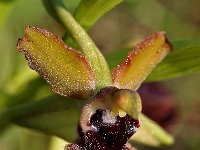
[17,24,171,150]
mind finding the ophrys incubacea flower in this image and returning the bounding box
[17,26,171,150]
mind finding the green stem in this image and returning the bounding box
[52,1,112,91]
[62,0,124,44]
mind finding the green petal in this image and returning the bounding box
[17,26,95,99]
[112,32,171,90]
[113,89,142,120]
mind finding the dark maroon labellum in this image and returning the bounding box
[66,109,139,150]
[66,87,140,150]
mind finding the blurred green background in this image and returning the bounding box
[0,0,200,150]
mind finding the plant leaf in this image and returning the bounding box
[0,95,173,146]
[0,98,173,146]
[0,95,83,142]
[146,39,200,81]
[17,26,96,99]
[42,0,81,25]
[172,39,200,50]
[130,114,174,146]
[113,32,171,90]
[74,0,123,30]
[42,0,62,24]
[105,48,130,70]
[0,1,15,26]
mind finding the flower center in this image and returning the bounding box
[66,86,141,150]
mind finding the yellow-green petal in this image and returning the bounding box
[17,26,96,99]
[113,32,172,91]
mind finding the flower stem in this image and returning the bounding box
[52,0,112,91]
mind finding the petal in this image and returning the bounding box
[114,89,142,120]
[113,32,172,91]
[17,26,96,99]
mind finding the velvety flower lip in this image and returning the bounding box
[65,86,141,150]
